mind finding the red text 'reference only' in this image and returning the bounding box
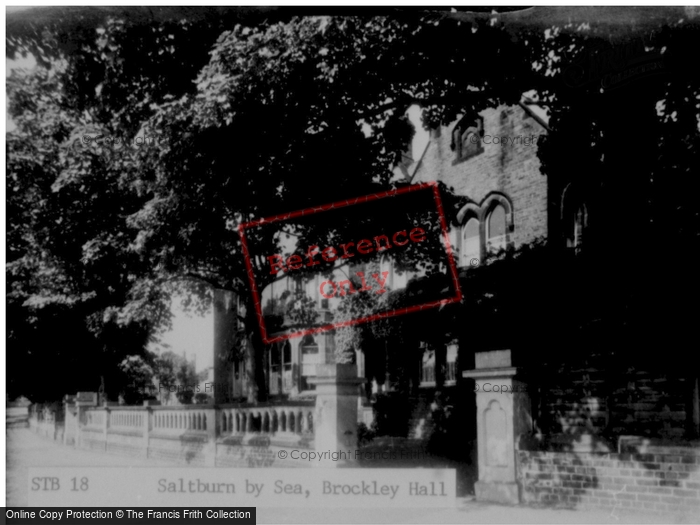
[266,227,427,275]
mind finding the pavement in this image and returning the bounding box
[6,427,178,509]
[6,428,700,524]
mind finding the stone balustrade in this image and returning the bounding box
[83,408,106,429]
[217,403,314,436]
[110,407,146,432]
[151,406,210,435]
[27,365,360,468]
[31,400,316,466]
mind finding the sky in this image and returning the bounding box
[6,55,36,131]
[151,299,214,373]
[407,104,429,161]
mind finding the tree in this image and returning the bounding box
[125,14,541,400]
[7,7,698,404]
[151,351,198,404]
[6,8,267,401]
[194,392,213,404]
[174,356,199,404]
[118,355,156,404]
[152,351,178,404]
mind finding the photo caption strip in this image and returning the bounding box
[27,468,456,508]
[238,182,462,344]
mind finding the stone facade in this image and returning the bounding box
[215,103,550,403]
[412,105,549,252]
[215,284,338,403]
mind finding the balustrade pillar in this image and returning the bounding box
[204,408,217,466]
[102,408,110,451]
[63,397,78,447]
[142,408,151,457]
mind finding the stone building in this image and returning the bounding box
[212,98,552,400]
[212,98,550,399]
[208,96,700,512]
[212,270,346,403]
[408,99,550,395]
[412,101,550,252]
[213,94,698,441]
[408,99,700,511]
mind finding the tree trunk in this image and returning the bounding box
[244,335,260,403]
[212,288,270,404]
[213,289,236,404]
[244,294,268,403]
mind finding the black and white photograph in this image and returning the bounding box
[4,4,700,524]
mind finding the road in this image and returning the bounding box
[6,429,698,524]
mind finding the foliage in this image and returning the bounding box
[151,350,198,404]
[7,7,700,403]
[118,355,155,404]
[332,278,389,363]
[194,392,213,405]
[371,392,412,437]
[151,351,176,403]
[130,15,534,303]
[356,421,376,447]
[5,11,540,402]
[284,291,320,327]
[263,289,319,329]
[174,355,199,404]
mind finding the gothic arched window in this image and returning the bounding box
[487,204,507,253]
[451,116,484,163]
[461,217,480,266]
[562,185,589,253]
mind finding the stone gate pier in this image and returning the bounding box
[463,349,531,504]
[309,363,365,467]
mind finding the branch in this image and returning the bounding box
[354,92,498,121]
[180,273,225,289]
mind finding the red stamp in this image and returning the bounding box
[238,182,462,343]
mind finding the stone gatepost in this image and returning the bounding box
[309,363,365,467]
[63,396,78,447]
[74,392,98,450]
[102,407,110,451]
[462,350,531,505]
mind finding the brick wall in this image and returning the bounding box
[412,105,548,247]
[518,446,700,515]
[533,362,693,440]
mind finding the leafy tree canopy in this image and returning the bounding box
[7,7,699,401]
